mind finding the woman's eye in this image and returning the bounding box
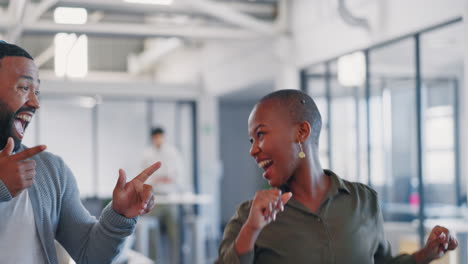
[20,86,29,92]
[257,131,264,138]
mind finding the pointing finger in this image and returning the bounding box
[0,137,15,156]
[12,144,46,161]
[135,162,162,182]
[115,169,127,191]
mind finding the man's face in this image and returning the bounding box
[248,100,299,188]
[151,134,164,149]
[0,56,40,151]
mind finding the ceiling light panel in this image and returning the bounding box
[54,7,88,24]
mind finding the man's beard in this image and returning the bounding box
[0,101,22,152]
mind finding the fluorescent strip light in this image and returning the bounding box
[54,33,77,77]
[67,35,88,78]
[54,7,87,25]
[124,0,173,5]
[54,33,88,78]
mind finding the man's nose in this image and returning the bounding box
[27,91,40,109]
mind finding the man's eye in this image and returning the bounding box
[257,132,264,138]
[20,86,29,92]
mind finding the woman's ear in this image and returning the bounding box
[296,121,311,142]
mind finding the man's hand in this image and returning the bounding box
[413,225,458,264]
[112,162,161,218]
[0,137,46,197]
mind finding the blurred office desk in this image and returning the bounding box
[154,192,213,264]
[382,203,468,222]
[153,192,212,205]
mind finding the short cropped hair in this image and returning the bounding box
[151,127,165,136]
[258,89,322,145]
[0,41,33,66]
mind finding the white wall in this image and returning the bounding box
[200,40,280,95]
[292,0,465,67]
[150,39,292,95]
[152,46,202,84]
[196,93,222,249]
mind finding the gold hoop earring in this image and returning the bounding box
[298,142,306,159]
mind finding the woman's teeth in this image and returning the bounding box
[258,159,272,169]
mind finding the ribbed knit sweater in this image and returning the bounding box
[0,145,137,264]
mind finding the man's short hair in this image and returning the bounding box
[258,89,322,146]
[151,127,165,136]
[0,41,34,65]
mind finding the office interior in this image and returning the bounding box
[1,0,467,263]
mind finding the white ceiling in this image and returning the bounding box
[0,0,280,74]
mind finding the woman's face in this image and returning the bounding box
[248,100,300,187]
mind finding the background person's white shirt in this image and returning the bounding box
[142,143,187,194]
[0,189,46,264]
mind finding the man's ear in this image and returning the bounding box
[296,121,311,142]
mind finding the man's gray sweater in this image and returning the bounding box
[0,145,137,264]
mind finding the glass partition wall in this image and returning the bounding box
[301,18,464,259]
[369,38,419,223]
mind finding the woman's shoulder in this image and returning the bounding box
[237,200,253,216]
[226,200,253,224]
[325,169,378,199]
[337,176,379,203]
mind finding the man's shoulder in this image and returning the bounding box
[19,145,70,193]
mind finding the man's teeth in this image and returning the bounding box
[258,160,272,169]
[16,114,32,122]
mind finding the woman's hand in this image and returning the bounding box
[413,225,458,264]
[245,189,293,231]
[235,189,292,255]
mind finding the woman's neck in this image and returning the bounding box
[288,153,330,213]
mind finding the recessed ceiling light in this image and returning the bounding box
[123,0,173,5]
[337,51,366,87]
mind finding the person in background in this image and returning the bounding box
[142,127,185,194]
[142,126,187,262]
[0,41,161,264]
[217,89,458,264]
